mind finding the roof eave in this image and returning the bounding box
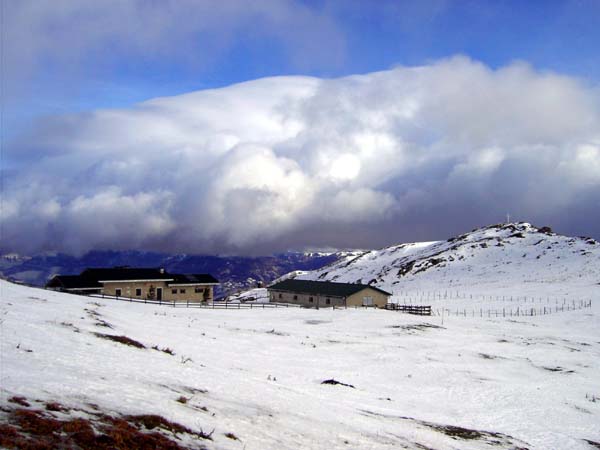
[267,287,346,298]
[98,279,174,283]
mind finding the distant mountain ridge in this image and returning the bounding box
[5,223,599,299]
[295,223,600,294]
[0,250,346,297]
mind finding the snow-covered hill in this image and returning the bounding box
[1,280,600,448]
[297,223,600,298]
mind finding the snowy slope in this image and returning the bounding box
[1,279,599,449]
[298,223,600,298]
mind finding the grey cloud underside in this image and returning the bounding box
[4,57,600,255]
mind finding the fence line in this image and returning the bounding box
[88,293,302,309]
[432,299,592,318]
[89,294,393,311]
[385,304,432,316]
[22,281,596,317]
[392,289,589,305]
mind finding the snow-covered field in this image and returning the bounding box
[1,279,599,449]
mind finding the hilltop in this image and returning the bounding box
[297,223,600,298]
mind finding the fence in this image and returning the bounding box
[385,304,432,316]
[392,290,591,305]
[89,294,391,311]
[88,293,302,309]
[26,281,598,317]
[432,299,592,318]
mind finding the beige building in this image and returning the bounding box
[47,268,218,302]
[267,279,391,308]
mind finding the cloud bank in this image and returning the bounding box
[4,57,600,255]
[3,0,345,103]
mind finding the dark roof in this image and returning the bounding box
[80,268,173,281]
[169,274,219,285]
[46,275,101,290]
[45,267,219,289]
[267,279,391,297]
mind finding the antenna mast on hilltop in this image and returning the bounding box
[506,213,511,224]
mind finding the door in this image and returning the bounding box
[156,288,163,301]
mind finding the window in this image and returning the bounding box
[172,289,177,294]
[180,289,186,294]
[115,288,122,297]
[309,296,314,303]
[293,295,298,300]
[326,298,331,305]
[135,288,142,296]
[278,293,282,299]
[195,287,203,293]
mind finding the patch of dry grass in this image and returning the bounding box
[0,400,211,449]
[93,333,146,349]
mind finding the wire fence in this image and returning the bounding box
[431,299,592,318]
[385,304,432,315]
[88,294,387,310]
[88,293,302,309]
[391,289,593,304]
[388,289,594,318]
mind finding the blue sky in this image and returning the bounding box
[5,0,600,131]
[3,0,600,255]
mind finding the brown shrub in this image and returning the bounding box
[321,379,355,389]
[124,414,190,434]
[94,333,146,349]
[63,419,98,448]
[103,416,197,449]
[2,404,210,450]
[8,396,30,407]
[0,424,19,445]
[151,345,175,355]
[45,402,67,412]
[14,409,63,435]
[62,418,93,433]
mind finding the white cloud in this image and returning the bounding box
[555,141,600,195]
[450,147,506,179]
[329,154,362,181]
[4,57,600,254]
[3,0,345,103]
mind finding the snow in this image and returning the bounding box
[1,276,599,449]
[226,287,269,303]
[298,223,600,300]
